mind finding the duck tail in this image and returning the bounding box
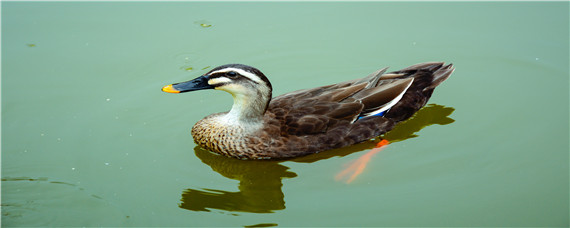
[396,62,454,89]
[427,63,455,91]
[379,62,454,122]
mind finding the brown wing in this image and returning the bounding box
[268,83,367,135]
[268,62,454,137]
[262,62,454,158]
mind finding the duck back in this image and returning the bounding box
[250,62,455,159]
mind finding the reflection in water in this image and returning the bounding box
[180,148,296,213]
[382,104,455,142]
[292,104,455,162]
[180,104,455,213]
[335,139,391,183]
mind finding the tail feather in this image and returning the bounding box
[381,62,454,122]
[427,63,454,91]
[351,62,454,122]
[399,62,445,71]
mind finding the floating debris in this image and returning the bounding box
[201,66,211,70]
[26,44,36,47]
[194,20,213,28]
[179,65,194,71]
[245,223,278,228]
[1,177,48,182]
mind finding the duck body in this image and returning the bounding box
[163,62,454,159]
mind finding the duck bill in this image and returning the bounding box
[162,75,213,93]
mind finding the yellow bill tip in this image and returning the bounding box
[162,84,180,93]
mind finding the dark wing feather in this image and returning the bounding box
[383,62,455,122]
[354,78,413,116]
[266,62,454,156]
[269,84,367,135]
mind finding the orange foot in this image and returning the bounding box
[335,139,390,184]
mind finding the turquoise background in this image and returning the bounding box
[2,2,568,226]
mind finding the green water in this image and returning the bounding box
[2,2,568,227]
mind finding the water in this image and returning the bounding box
[2,2,568,227]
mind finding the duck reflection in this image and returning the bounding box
[180,104,455,213]
[180,148,296,213]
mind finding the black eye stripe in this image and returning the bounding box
[210,72,235,78]
[226,71,238,77]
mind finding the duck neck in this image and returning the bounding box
[225,92,270,124]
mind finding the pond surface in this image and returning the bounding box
[2,2,568,227]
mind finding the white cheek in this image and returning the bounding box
[215,83,249,95]
[208,77,232,85]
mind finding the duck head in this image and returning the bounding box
[162,64,273,122]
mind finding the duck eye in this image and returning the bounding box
[226,71,238,78]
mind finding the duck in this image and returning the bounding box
[162,62,454,160]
